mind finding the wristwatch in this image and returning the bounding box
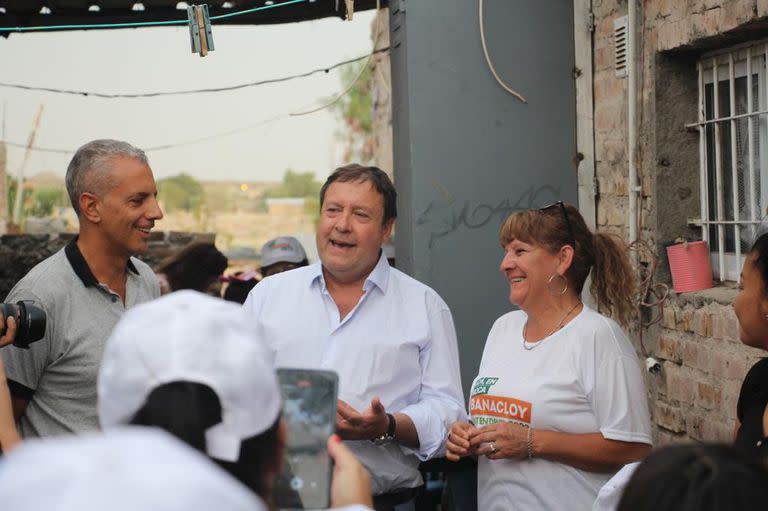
[371,413,396,445]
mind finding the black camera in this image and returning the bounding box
[0,301,46,349]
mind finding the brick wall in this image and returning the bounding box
[591,0,768,444]
[651,289,765,444]
[0,231,215,299]
[371,8,393,179]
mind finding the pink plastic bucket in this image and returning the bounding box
[666,240,713,293]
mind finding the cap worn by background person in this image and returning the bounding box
[98,291,281,462]
[260,236,307,268]
[0,427,265,511]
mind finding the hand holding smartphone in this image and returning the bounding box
[274,368,338,510]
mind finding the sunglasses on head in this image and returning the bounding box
[539,201,575,247]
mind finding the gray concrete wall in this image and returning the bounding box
[390,0,577,397]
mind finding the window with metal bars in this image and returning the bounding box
[691,41,768,281]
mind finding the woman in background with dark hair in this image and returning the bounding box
[617,444,768,511]
[446,202,652,510]
[733,232,768,457]
[154,241,228,296]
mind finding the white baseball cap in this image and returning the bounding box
[260,236,307,268]
[98,290,281,462]
[0,427,266,511]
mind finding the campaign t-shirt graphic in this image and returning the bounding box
[469,376,532,427]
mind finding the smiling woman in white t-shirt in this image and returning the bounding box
[445,202,652,511]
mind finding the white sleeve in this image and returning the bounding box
[241,280,276,366]
[399,292,467,460]
[589,326,652,444]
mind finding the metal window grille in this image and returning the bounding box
[688,41,768,281]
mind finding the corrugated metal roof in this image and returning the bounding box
[0,1,386,32]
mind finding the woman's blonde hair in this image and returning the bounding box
[499,204,637,327]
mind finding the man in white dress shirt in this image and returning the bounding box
[243,164,465,511]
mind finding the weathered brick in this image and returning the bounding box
[661,307,677,330]
[682,339,711,373]
[686,413,707,441]
[711,306,725,340]
[722,309,741,343]
[676,306,694,332]
[710,350,748,380]
[666,363,695,404]
[687,412,734,442]
[656,334,682,363]
[695,381,722,410]
[654,402,687,432]
[601,196,628,227]
[595,101,624,133]
[693,309,712,337]
[597,199,608,227]
[759,0,768,17]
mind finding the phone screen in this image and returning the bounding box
[274,368,338,510]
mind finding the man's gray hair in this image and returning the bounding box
[66,139,149,216]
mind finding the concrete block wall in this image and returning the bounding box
[591,0,768,443]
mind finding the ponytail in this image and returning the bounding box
[590,233,637,328]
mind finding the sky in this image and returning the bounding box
[0,8,376,183]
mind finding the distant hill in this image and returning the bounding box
[26,172,64,187]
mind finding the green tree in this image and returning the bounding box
[264,170,321,199]
[29,186,68,217]
[330,61,374,163]
[157,174,206,213]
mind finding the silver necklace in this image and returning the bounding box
[522,302,582,351]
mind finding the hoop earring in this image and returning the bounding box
[547,273,568,296]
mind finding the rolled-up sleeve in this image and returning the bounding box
[399,294,467,460]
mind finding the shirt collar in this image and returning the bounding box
[65,236,139,288]
[310,250,390,294]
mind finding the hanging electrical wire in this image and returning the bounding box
[0,47,389,99]
[1,112,288,155]
[478,0,526,103]
[630,239,671,357]
[291,0,382,116]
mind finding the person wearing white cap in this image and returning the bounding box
[98,290,373,511]
[243,165,466,510]
[1,139,163,438]
[260,236,309,277]
[0,427,266,511]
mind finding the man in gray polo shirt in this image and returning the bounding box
[0,139,163,437]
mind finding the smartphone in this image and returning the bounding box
[274,368,339,510]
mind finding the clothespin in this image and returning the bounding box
[187,4,215,57]
[345,0,354,20]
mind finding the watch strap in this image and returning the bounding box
[371,413,396,444]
